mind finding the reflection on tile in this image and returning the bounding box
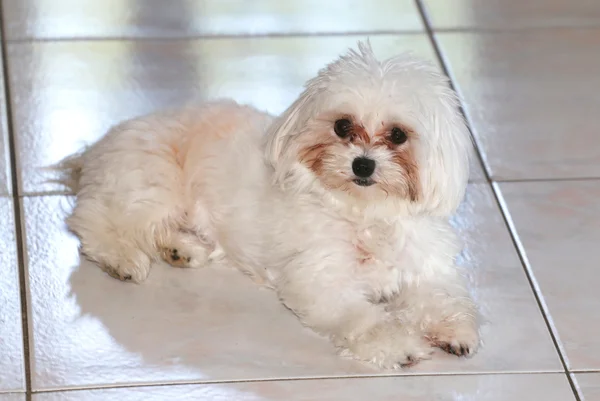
[23,195,373,390]
[574,373,600,401]
[406,184,560,374]
[23,186,559,390]
[0,198,25,392]
[3,0,423,40]
[499,180,600,371]
[436,30,600,181]
[423,0,600,30]
[32,374,576,401]
[0,52,11,196]
[7,35,438,195]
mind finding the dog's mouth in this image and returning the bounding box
[353,178,375,187]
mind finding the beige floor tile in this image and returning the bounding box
[3,0,422,40]
[422,0,600,30]
[470,155,487,182]
[575,373,600,401]
[498,180,600,370]
[0,198,25,392]
[0,394,25,401]
[436,30,600,181]
[6,35,440,196]
[32,374,576,401]
[22,185,559,389]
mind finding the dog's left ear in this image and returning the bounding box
[265,41,371,174]
[264,91,314,168]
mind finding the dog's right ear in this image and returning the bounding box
[264,94,310,168]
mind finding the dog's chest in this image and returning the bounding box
[350,223,410,301]
[352,224,400,265]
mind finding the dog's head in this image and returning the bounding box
[265,42,472,217]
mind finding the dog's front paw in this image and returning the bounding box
[428,320,480,357]
[341,322,433,369]
[98,252,151,283]
[92,248,151,283]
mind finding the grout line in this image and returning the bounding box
[15,174,600,199]
[493,176,600,184]
[413,1,582,400]
[17,191,74,198]
[29,371,569,394]
[569,373,585,401]
[431,25,600,34]
[4,30,426,44]
[571,369,600,374]
[6,23,600,44]
[0,2,33,400]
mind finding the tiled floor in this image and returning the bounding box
[0,0,599,400]
[575,373,600,401]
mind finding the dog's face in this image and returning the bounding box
[293,103,421,204]
[266,42,472,217]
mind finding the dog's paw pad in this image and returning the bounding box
[427,321,480,358]
[170,249,181,261]
[162,248,192,268]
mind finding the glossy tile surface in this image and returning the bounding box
[22,197,369,390]
[418,183,560,374]
[3,0,423,40]
[423,0,600,30]
[33,374,575,401]
[499,180,600,370]
[0,198,25,392]
[0,51,11,196]
[575,373,600,401]
[0,395,25,401]
[22,184,558,390]
[7,35,438,195]
[436,30,600,181]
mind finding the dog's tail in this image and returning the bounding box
[44,149,87,194]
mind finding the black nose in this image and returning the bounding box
[352,157,376,178]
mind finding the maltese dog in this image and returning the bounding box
[63,42,479,368]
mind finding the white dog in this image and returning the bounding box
[63,42,479,368]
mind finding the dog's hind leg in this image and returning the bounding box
[68,196,172,283]
[159,227,216,269]
[157,202,223,269]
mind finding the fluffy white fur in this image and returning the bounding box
[64,42,479,369]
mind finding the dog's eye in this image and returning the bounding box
[334,119,352,138]
[390,127,408,145]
